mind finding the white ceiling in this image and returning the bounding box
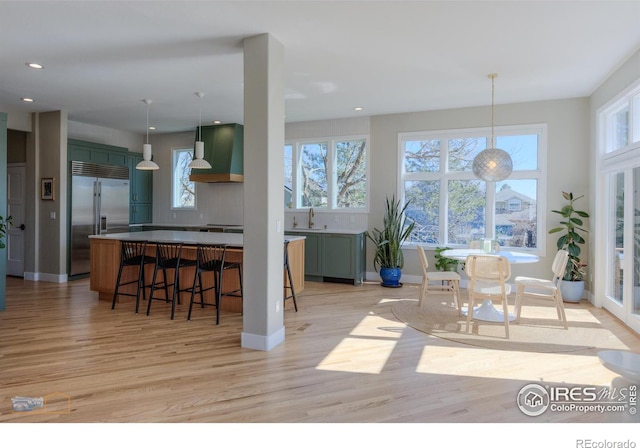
[1,1,640,135]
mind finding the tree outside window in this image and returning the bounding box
[172,148,195,209]
[400,126,545,250]
[289,137,368,210]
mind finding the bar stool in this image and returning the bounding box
[112,240,155,314]
[146,242,197,320]
[284,240,298,312]
[187,244,243,325]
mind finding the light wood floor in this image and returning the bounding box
[0,276,638,423]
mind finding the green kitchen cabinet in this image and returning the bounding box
[321,233,366,285]
[284,231,365,285]
[128,153,153,224]
[68,139,128,166]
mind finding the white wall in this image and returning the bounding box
[148,131,244,226]
[68,120,141,151]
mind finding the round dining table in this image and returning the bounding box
[442,248,539,322]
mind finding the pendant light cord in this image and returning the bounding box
[146,101,150,145]
[489,73,497,145]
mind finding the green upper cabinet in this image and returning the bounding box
[68,139,129,166]
[128,153,153,224]
[189,123,244,183]
[128,153,152,203]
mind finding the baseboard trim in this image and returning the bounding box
[23,272,68,283]
[241,326,285,351]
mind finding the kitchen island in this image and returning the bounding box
[89,230,305,313]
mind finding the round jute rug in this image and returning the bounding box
[391,295,630,353]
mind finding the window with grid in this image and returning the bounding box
[286,136,368,210]
[399,124,546,250]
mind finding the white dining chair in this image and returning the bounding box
[465,254,511,338]
[417,245,462,315]
[514,249,570,328]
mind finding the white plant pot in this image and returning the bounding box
[560,280,585,303]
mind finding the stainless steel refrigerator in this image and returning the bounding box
[70,161,130,276]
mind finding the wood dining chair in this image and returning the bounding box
[417,245,462,315]
[514,249,569,328]
[465,254,511,338]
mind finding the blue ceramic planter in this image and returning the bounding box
[380,267,402,287]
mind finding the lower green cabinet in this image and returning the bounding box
[285,231,365,285]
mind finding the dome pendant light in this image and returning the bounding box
[188,92,212,169]
[136,99,159,170]
[472,74,512,182]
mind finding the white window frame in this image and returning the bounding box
[286,134,370,212]
[398,123,547,254]
[600,79,640,158]
[171,147,197,210]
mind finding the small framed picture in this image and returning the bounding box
[41,177,55,200]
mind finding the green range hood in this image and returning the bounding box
[189,123,244,183]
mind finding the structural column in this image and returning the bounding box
[241,34,286,350]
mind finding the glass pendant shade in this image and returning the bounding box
[136,99,159,170]
[472,147,512,182]
[188,92,212,169]
[472,73,512,182]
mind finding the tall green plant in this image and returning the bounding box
[366,196,415,270]
[548,191,589,281]
[0,215,12,249]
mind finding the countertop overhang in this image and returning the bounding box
[90,230,305,246]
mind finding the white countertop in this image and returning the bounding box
[284,228,366,235]
[90,230,305,246]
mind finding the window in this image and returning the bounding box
[400,125,546,250]
[602,83,640,154]
[172,148,195,209]
[286,136,368,210]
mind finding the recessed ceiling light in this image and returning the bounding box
[21,97,34,103]
[354,106,364,111]
[26,62,44,69]
[212,120,221,124]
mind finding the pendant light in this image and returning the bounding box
[472,73,512,182]
[136,99,159,170]
[188,92,212,169]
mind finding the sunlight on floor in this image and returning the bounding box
[316,313,407,374]
[415,345,619,385]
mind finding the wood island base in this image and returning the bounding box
[89,232,304,314]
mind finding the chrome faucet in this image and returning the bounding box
[308,207,314,229]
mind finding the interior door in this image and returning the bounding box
[6,164,25,277]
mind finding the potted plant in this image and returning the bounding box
[549,191,589,302]
[365,195,415,287]
[0,215,12,249]
[434,247,459,271]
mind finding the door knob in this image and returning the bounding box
[19,224,25,230]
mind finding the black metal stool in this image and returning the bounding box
[187,244,243,325]
[112,240,155,314]
[284,240,298,312]
[146,242,197,320]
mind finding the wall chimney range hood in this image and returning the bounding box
[189,123,244,183]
